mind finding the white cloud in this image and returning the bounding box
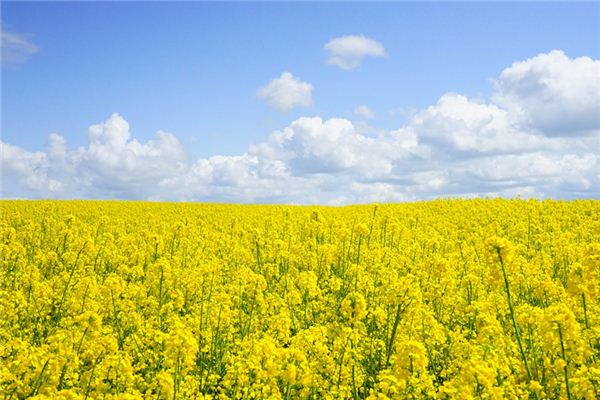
[354,105,374,119]
[257,72,313,112]
[248,116,409,178]
[2,50,599,203]
[1,28,39,67]
[2,113,187,199]
[325,35,386,70]
[402,93,560,154]
[1,141,61,194]
[493,50,600,135]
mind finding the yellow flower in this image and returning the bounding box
[485,236,515,264]
[354,223,370,236]
[1,199,598,398]
[341,292,367,323]
[282,363,297,384]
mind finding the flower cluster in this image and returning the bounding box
[0,199,598,399]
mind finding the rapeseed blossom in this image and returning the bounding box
[0,199,598,399]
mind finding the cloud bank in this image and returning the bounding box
[2,50,599,204]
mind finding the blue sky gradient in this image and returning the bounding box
[2,2,599,203]
[3,2,599,156]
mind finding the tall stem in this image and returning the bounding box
[497,248,533,382]
[557,324,572,400]
[582,293,590,329]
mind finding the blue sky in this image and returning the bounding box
[2,2,600,203]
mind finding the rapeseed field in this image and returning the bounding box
[1,200,598,399]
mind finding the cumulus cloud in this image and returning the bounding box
[2,50,599,203]
[1,141,61,194]
[2,113,187,199]
[401,93,560,154]
[248,116,412,178]
[325,35,386,70]
[493,50,600,135]
[1,28,39,67]
[354,105,375,119]
[257,72,313,112]
[75,114,187,197]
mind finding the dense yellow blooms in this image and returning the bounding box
[1,199,599,399]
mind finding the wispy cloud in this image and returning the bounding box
[325,35,385,70]
[354,105,375,119]
[1,27,39,67]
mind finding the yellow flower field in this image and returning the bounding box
[1,200,599,399]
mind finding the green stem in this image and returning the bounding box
[84,353,103,400]
[337,338,349,390]
[557,324,572,400]
[76,326,90,355]
[582,293,590,329]
[55,244,85,322]
[385,290,410,367]
[496,248,533,382]
[351,340,358,400]
[173,351,181,400]
[29,358,50,397]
